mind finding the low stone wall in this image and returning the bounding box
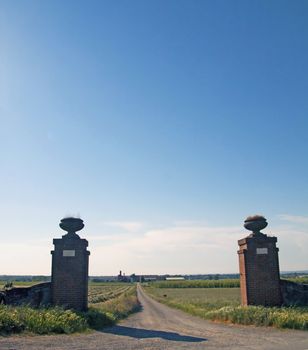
[3,282,51,307]
[280,279,308,306]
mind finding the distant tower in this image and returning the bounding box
[51,217,90,311]
[238,215,282,306]
[118,270,123,282]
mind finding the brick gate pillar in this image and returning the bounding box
[238,215,282,306]
[51,217,90,311]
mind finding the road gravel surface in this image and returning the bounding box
[0,284,308,350]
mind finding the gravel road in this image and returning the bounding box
[1,284,308,350]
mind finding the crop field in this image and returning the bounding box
[153,279,240,288]
[88,283,132,304]
[144,281,308,330]
[145,285,241,310]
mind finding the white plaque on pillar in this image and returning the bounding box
[256,248,268,255]
[63,250,75,257]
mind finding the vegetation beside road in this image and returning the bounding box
[0,305,87,335]
[87,284,140,328]
[0,283,139,335]
[144,281,308,331]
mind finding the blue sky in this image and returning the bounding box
[1,0,307,275]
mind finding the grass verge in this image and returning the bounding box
[87,285,140,329]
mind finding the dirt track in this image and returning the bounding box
[1,284,308,350]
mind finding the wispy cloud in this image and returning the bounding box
[90,218,308,275]
[1,217,307,275]
[277,214,308,224]
[173,220,208,227]
[86,233,136,243]
[90,223,243,275]
[104,221,144,232]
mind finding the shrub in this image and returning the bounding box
[0,305,87,335]
[82,308,114,329]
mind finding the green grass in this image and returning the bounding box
[0,306,88,335]
[0,283,139,335]
[144,285,308,331]
[0,281,39,290]
[286,276,308,284]
[151,279,240,288]
[145,286,241,310]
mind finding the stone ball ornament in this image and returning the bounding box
[60,217,84,237]
[244,215,268,235]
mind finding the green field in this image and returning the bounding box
[0,282,139,335]
[144,281,308,331]
[152,279,240,288]
[145,286,241,316]
[0,281,39,289]
[286,276,308,284]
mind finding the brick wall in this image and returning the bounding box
[280,280,308,306]
[51,236,90,311]
[238,234,282,306]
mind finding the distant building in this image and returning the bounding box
[117,270,128,282]
[117,271,146,283]
[165,277,185,281]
